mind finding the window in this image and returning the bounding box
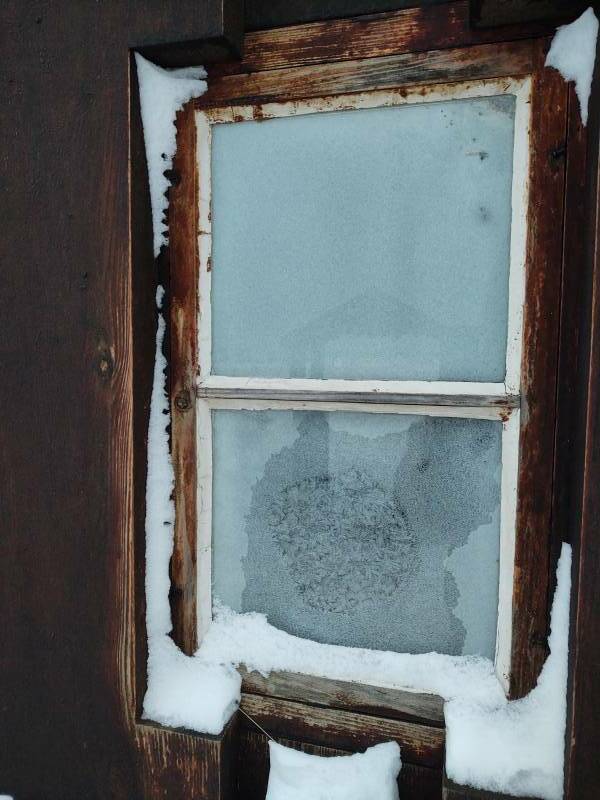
[195,80,529,688]
[168,27,568,711]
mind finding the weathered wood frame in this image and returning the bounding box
[169,22,568,706]
[193,76,529,691]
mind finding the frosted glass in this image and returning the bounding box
[212,410,501,658]
[211,95,515,381]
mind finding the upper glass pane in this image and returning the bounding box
[210,94,515,382]
[212,409,501,659]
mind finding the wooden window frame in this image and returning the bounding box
[167,8,569,710]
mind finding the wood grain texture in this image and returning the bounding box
[509,41,569,699]
[0,2,242,798]
[197,40,536,107]
[210,1,554,77]
[241,668,445,726]
[237,729,442,800]
[135,719,238,800]
[239,693,445,767]
[169,104,200,656]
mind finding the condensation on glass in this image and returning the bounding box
[210,95,516,382]
[212,409,502,659]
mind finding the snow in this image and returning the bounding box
[445,543,572,800]
[144,635,240,735]
[144,286,175,641]
[545,7,598,125]
[142,285,240,735]
[199,602,505,708]
[137,56,240,736]
[265,741,401,800]
[135,54,207,256]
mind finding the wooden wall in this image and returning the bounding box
[0,3,240,798]
[1,2,599,799]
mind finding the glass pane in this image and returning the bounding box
[211,94,515,381]
[212,409,501,658]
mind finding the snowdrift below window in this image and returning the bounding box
[266,741,401,800]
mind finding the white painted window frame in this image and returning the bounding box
[194,77,532,694]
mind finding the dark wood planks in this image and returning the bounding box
[135,719,238,800]
[0,1,242,798]
[239,693,445,767]
[471,0,589,29]
[563,29,600,800]
[509,40,569,699]
[551,87,588,612]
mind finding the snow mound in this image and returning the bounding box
[546,7,598,125]
[266,741,401,800]
[144,636,240,735]
[445,543,572,800]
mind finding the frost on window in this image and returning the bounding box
[210,94,515,382]
[212,410,501,659]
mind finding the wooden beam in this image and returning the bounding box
[198,40,537,107]
[135,0,244,66]
[210,1,554,78]
[239,693,445,767]
[563,25,600,800]
[168,104,200,656]
[240,668,445,727]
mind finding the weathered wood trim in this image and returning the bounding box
[196,40,537,108]
[509,40,569,698]
[168,103,200,656]
[211,1,553,78]
[239,693,445,768]
[240,668,445,727]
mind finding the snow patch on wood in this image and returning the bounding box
[445,544,572,800]
[135,54,207,256]
[546,7,598,125]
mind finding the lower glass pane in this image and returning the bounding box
[211,409,501,659]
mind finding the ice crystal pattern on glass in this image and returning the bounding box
[212,410,502,658]
[266,467,416,613]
